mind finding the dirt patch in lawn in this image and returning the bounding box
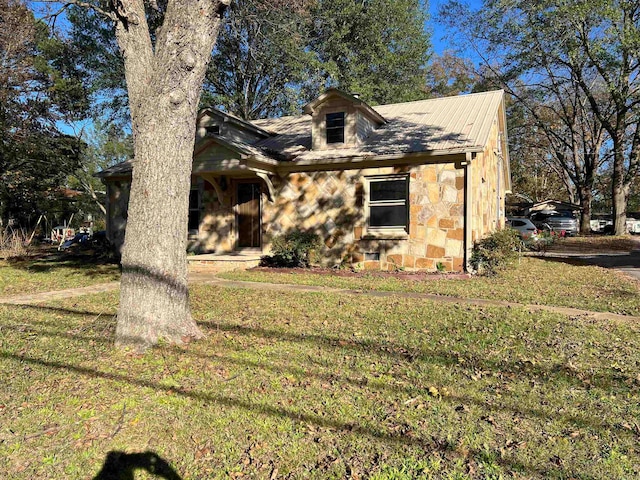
[249,266,471,281]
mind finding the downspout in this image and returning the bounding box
[463,152,474,272]
[496,153,502,227]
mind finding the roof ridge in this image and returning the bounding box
[375,89,504,110]
[237,90,506,124]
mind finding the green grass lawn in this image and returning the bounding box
[1,284,639,479]
[0,256,120,297]
[220,257,640,316]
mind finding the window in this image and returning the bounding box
[206,125,220,135]
[367,175,409,231]
[188,188,200,232]
[326,112,345,144]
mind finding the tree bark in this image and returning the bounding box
[113,0,228,350]
[611,137,628,235]
[578,186,592,235]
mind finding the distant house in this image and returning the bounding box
[527,200,582,217]
[98,89,511,272]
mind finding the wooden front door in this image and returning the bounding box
[236,182,261,249]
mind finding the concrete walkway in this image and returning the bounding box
[1,274,638,324]
[195,277,640,323]
[0,282,120,306]
[532,247,640,281]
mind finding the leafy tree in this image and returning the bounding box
[42,0,305,351]
[203,0,316,119]
[424,51,479,98]
[66,5,128,126]
[206,0,432,118]
[568,0,640,234]
[508,82,606,232]
[309,0,430,105]
[45,0,234,350]
[69,122,133,219]
[507,100,574,204]
[70,0,431,122]
[0,0,87,226]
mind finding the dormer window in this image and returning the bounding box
[206,125,220,135]
[326,112,345,144]
[304,89,386,151]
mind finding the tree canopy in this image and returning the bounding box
[68,0,432,121]
[0,0,87,225]
[308,0,430,106]
[440,0,640,232]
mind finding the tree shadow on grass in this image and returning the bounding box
[535,253,640,274]
[196,320,638,392]
[9,301,636,391]
[1,349,595,479]
[3,303,637,445]
[93,450,182,480]
[1,300,635,479]
[5,251,120,280]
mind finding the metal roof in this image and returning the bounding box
[98,90,506,177]
[254,90,505,161]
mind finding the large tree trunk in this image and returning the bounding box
[578,186,592,235]
[611,137,628,236]
[113,0,228,350]
[116,114,202,349]
[611,182,629,236]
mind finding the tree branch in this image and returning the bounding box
[37,0,117,22]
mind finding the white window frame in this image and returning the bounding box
[364,174,409,237]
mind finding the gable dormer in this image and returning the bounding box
[304,89,386,150]
[196,108,272,145]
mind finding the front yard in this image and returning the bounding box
[0,254,119,297]
[1,280,640,479]
[221,256,640,316]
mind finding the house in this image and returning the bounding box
[98,88,511,272]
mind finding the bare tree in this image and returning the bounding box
[439,0,637,234]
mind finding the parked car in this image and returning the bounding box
[626,218,640,234]
[606,218,640,234]
[506,217,539,239]
[530,212,579,236]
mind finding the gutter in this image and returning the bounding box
[276,149,476,173]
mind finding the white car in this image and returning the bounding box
[626,218,640,234]
[506,217,539,239]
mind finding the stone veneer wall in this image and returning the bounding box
[470,120,505,242]
[259,162,466,271]
[108,161,470,272]
[199,180,235,252]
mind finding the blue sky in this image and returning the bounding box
[429,0,483,58]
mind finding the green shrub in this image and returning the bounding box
[470,228,521,275]
[260,230,322,268]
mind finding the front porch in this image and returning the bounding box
[187,251,262,272]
